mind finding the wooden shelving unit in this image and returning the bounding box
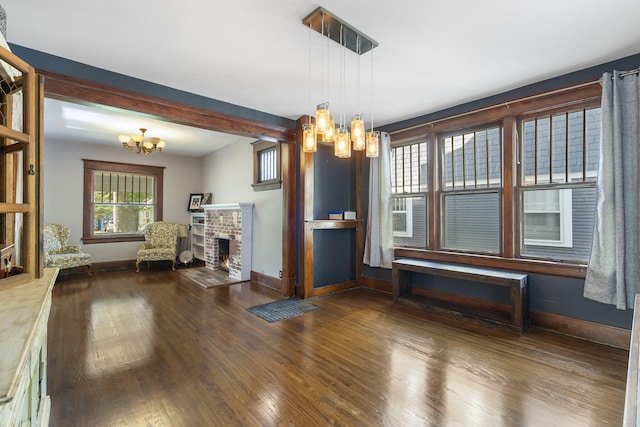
[305,219,360,229]
[190,212,206,261]
[0,42,41,286]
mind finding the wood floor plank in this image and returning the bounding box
[47,270,628,426]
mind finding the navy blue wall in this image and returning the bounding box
[312,145,358,288]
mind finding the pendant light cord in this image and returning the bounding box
[370,43,374,131]
[320,12,325,103]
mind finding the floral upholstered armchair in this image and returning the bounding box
[136,221,179,273]
[43,223,92,275]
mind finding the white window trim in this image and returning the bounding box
[393,198,413,238]
[524,188,573,248]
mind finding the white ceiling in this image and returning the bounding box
[43,98,252,157]
[3,0,640,156]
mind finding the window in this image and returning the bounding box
[252,140,281,191]
[440,126,502,254]
[83,160,164,243]
[391,142,427,247]
[390,84,601,274]
[392,197,413,237]
[520,107,600,261]
[523,189,572,247]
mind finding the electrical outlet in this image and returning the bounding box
[279,270,282,278]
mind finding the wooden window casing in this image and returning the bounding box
[82,160,164,244]
[391,83,602,278]
[252,140,281,191]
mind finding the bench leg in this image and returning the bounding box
[510,280,528,334]
[392,268,412,303]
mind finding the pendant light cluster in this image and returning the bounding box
[302,7,379,158]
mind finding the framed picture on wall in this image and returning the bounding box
[188,193,204,212]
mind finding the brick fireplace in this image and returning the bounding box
[203,203,253,281]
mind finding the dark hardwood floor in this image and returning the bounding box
[47,269,628,426]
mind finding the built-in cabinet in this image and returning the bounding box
[190,213,206,261]
[301,144,363,298]
[0,35,42,285]
[0,40,50,426]
[0,269,57,427]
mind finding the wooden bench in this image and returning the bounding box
[392,258,529,335]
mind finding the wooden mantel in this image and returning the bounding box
[201,203,254,211]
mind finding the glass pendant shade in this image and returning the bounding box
[322,116,335,142]
[335,128,351,158]
[315,103,331,134]
[302,123,317,153]
[119,135,130,148]
[366,131,380,158]
[351,114,366,150]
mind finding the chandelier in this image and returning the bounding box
[302,7,380,158]
[118,128,166,155]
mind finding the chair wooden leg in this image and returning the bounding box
[171,259,176,271]
[136,260,140,273]
[87,265,92,277]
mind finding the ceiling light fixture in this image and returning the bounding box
[302,7,379,158]
[118,128,166,155]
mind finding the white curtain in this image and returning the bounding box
[584,68,640,309]
[363,132,394,269]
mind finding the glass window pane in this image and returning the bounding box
[487,127,502,188]
[522,107,600,186]
[93,171,154,235]
[94,205,153,234]
[442,127,501,191]
[567,111,584,179]
[259,148,277,182]
[551,113,567,183]
[523,189,560,212]
[521,187,595,262]
[442,136,453,190]
[522,120,536,185]
[391,142,427,194]
[463,133,475,187]
[525,213,561,240]
[536,117,550,183]
[452,135,464,190]
[442,192,500,254]
[475,130,488,187]
[392,195,427,248]
[585,108,601,182]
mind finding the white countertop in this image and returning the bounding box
[0,268,58,403]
